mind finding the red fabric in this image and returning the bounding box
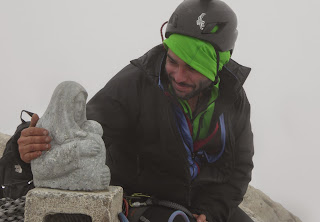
[194,122,219,152]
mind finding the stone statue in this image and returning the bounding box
[31,81,110,191]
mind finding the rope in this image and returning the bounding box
[168,210,190,222]
[0,196,25,222]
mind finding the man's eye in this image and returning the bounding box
[167,57,176,64]
[188,66,196,72]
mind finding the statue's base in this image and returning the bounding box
[24,186,123,222]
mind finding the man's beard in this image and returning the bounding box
[169,76,212,100]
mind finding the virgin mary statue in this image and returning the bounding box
[31,81,110,191]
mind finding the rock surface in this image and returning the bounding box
[240,185,302,222]
[0,132,10,158]
[0,131,302,222]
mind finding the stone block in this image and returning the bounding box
[24,186,123,222]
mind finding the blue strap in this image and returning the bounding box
[168,210,191,222]
[118,212,129,222]
[173,104,199,180]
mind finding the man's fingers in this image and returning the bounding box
[192,214,207,222]
[18,134,51,146]
[196,214,207,222]
[29,135,51,145]
[18,113,50,163]
[18,135,51,163]
[19,143,50,163]
[23,144,51,153]
[20,127,49,137]
[22,151,42,163]
[29,114,39,127]
[22,113,48,136]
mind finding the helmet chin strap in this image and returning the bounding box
[212,47,220,86]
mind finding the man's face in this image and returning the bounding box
[165,49,212,100]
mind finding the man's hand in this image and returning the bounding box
[18,114,51,163]
[193,214,207,222]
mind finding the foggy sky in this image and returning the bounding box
[1,0,319,221]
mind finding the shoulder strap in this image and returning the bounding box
[20,110,34,123]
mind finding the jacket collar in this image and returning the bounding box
[130,44,167,82]
[218,59,251,103]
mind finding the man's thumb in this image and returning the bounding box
[29,114,39,127]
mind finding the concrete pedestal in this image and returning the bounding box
[24,186,123,222]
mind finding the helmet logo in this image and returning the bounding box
[196,13,206,30]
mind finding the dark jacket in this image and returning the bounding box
[86,44,254,222]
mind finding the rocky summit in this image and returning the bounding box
[0,132,302,222]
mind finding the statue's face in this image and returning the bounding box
[74,93,86,123]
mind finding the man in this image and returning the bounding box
[18,0,254,221]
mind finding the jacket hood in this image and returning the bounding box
[130,45,167,81]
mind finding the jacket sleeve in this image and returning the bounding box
[86,64,143,190]
[86,64,142,140]
[191,89,254,222]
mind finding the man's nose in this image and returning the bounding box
[174,66,187,83]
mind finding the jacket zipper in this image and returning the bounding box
[166,104,192,206]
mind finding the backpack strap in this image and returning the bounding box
[20,110,34,123]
